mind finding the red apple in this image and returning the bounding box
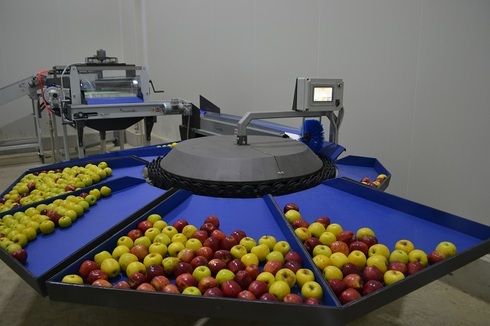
[162,284,180,294]
[11,249,28,265]
[130,244,149,262]
[200,222,217,235]
[150,275,170,291]
[203,237,221,252]
[428,250,448,265]
[214,250,232,264]
[304,237,322,253]
[237,290,256,300]
[230,230,247,243]
[263,260,283,276]
[407,261,425,275]
[291,219,309,230]
[283,260,302,274]
[196,246,214,260]
[113,280,131,289]
[245,264,260,280]
[203,287,223,297]
[177,248,195,264]
[349,241,369,256]
[65,184,76,192]
[175,273,197,291]
[343,273,363,292]
[259,293,279,301]
[172,219,189,232]
[337,231,356,246]
[304,297,322,305]
[248,280,269,298]
[220,236,238,251]
[87,269,108,284]
[284,251,303,264]
[338,288,362,304]
[146,264,165,280]
[327,279,347,296]
[388,261,408,275]
[78,260,99,279]
[234,270,253,290]
[228,259,246,274]
[192,230,209,244]
[359,235,378,248]
[136,283,156,291]
[198,276,218,293]
[208,259,227,276]
[329,241,350,256]
[204,215,220,228]
[92,279,112,287]
[79,192,89,198]
[210,229,226,241]
[341,263,361,277]
[315,216,331,228]
[221,280,242,298]
[362,265,384,282]
[127,229,143,241]
[191,256,209,269]
[283,293,303,304]
[283,202,300,213]
[362,279,384,295]
[174,262,193,277]
[137,220,153,233]
[128,272,147,289]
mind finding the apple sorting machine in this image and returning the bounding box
[0,73,488,325]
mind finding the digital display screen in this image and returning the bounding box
[313,86,333,102]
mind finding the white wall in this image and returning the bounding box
[0,0,488,227]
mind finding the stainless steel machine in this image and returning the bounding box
[0,50,192,161]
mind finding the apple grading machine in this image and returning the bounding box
[0,49,192,161]
[0,77,489,325]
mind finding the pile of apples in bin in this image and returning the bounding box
[283,202,457,304]
[62,214,327,304]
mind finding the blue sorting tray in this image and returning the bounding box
[0,176,166,295]
[47,190,346,325]
[335,155,391,191]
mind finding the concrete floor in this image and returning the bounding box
[0,150,489,326]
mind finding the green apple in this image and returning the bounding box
[383,270,405,285]
[348,250,367,270]
[265,250,284,263]
[301,281,323,299]
[149,242,168,256]
[153,233,171,246]
[100,186,112,197]
[39,220,55,235]
[153,220,168,231]
[272,241,291,255]
[192,265,212,281]
[284,209,302,223]
[356,227,375,239]
[100,258,121,278]
[239,236,257,252]
[0,238,13,250]
[325,223,343,238]
[125,261,146,277]
[6,243,23,254]
[329,252,349,269]
[134,236,151,248]
[275,268,296,287]
[230,244,248,259]
[269,280,290,300]
[167,241,185,257]
[294,227,312,242]
[250,244,270,262]
[185,238,203,252]
[319,231,337,246]
[435,241,457,257]
[11,233,28,247]
[323,265,343,281]
[182,286,201,296]
[112,245,131,260]
[61,274,84,284]
[256,271,275,288]
[368,243,390,259]
[215,268,235,286]
[394,239,415,254]
[146,213,163,224]
[144,227,161,242]
[118,252,139,271]
[258,235,277,250]
[389,249,409,264]
[94,250,112,265]
[117,236,134,249]
[180,224,197,238]
[308,222,326,238]
[77,199,90,211]
[408,249,429,267]
[171,233,188,245]
[312,244,332,257]
[296,268,315,288]
[161,226,178,239]
[240,253,259,267]
[89,188,101,199]
[21,227,37,241]
[84,194,97,206]
[162,256,180,275]
[312,254,331,271]
[143,253,163,268]
[366,254,388,273]
[58,216,72,229]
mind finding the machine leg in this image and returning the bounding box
[76,121,86,158]
[118,130,125,150]
[100,130,107,154]
[144,117,156,145]
[31,99,45,163]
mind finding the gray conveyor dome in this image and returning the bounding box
[147,135,336,197]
